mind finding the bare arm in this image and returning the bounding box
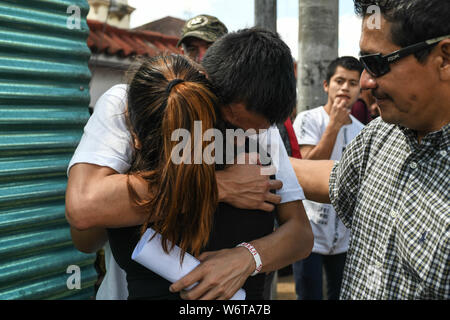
[289,157,334,203]
[65,164,149,230]
[66,160,283,231]
[70,227,108,253]
[247,200,313,272]
[169,200,313,300]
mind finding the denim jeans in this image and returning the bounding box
[292,252,347,300]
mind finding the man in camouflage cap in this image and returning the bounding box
[177,14,228,63]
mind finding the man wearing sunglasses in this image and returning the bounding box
[290,0,449,299]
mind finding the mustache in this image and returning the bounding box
[371,89,391,100]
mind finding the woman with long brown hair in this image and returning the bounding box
[106,54,223,299]
[127,54,218,258]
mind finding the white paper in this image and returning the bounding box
[132,228,246,300]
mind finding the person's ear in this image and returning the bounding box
[323,80,329,93]
[132,132,141,150]
[437,39,450,81]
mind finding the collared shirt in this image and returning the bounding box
[329,117,449,299]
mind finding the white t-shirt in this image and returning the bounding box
[293,106,364,255]
[68,84,130,300]
[68,84,306,299]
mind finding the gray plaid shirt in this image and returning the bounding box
[329,118,449,299]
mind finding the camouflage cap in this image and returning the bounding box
[177,14,228,47]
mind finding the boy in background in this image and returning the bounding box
[292,56,364,300]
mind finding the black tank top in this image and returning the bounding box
[107,129,276,300]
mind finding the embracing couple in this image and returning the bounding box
[65,27,313,300]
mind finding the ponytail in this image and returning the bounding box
[126,55,218,261]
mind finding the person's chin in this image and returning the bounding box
[376,101,391,121]
[377,106,401,125]
[376,98,393,111]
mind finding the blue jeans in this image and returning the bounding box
[292,252,347,300]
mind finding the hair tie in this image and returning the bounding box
[166,79,185,94]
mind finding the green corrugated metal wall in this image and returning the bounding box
[0,0,96,299]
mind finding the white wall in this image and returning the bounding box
[89,66,127,108]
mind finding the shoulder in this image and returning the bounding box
[103,84,128,98]
[349,115,364,127]
[349,115,365,131]
[264,127,306,202]
[94,84,129,115]
[340,117,402,175]
[267,125,280,137]
[293,106,324,128]
[87,84,131,137]
[298,106,323,119]
[360,117,399,144]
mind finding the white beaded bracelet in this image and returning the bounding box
[237,242,263,276]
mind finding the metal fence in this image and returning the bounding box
[0,0,96,299]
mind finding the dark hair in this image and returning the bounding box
[354,0,450,62]
[202,27,297,124]
[325,56,363,84]
[126,54,218,260]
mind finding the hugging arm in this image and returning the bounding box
[65,164,149,231]
[66,163,149,253]
[66,161,283,253]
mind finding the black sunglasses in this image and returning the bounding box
[359,35,450,78]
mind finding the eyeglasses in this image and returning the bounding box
[359,35,450,78]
